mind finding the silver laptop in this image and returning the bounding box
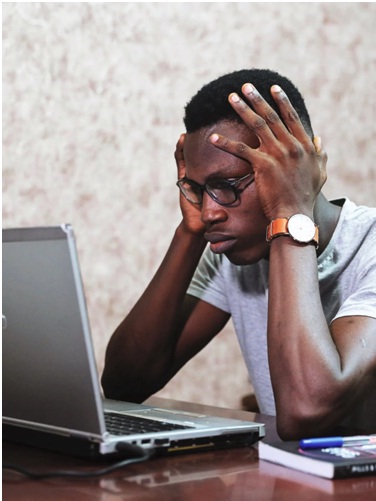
[2,225,265,459]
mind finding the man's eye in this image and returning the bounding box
[184,181,201,192]
[208,180,231,190]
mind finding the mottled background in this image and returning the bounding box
[3,2,376,409]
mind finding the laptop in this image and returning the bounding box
[2,225,265,459]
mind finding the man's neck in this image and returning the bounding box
[314,193,343,255]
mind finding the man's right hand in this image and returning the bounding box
[175,134,206,236]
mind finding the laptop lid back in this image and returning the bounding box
[2,225,106,440]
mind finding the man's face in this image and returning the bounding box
[183,121,270,265]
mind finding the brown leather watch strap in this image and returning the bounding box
[266,217,319,247]
[266,218,289,242]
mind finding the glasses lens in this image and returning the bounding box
[206,181,236,205]
[178,180,202,204]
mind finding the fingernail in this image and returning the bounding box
[272,85,283,93]
[229,93,240,103]
[243,83,255,95]
[211,134,219,143]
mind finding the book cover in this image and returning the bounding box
[258,439,376,479]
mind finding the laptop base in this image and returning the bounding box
[3,423,260,460]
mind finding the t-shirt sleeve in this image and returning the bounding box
[333,223,376,322]
[333,260,376,321]
[187,247,231,313]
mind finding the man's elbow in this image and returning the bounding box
[101,365,166,403]
[101,369,128,401]
[275,397,345,441]
[276,412,319,441]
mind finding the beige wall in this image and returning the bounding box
[3,2,376,409]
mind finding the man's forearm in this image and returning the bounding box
[267,237,343,438]
[101,223,206,401]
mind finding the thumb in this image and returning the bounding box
[313,136,322,153]
[313,136,328,185]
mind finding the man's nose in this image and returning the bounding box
[200,192,228,225]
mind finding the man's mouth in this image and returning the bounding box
[204,233,237,254]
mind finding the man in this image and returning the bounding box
[102,69,376,439]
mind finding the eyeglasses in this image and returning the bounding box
[176,173,254,206]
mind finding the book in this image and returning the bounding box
[259,457,376,495]
[258,439,376,479]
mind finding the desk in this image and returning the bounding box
[3,397,376,500]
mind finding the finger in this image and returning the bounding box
[210,132,263,165]
[241,83,291,143]
[269,85,311,143]
[175,133,186,178]
[228,92,276,147]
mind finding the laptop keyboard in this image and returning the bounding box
[104,412,194,436]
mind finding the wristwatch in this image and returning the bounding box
[266,214,319,248]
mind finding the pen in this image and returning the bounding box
[299,434,376,450]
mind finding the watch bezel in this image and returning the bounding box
[287,214,316,243]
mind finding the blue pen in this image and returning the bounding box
[299,434,376,450]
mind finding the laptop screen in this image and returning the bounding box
[3,226,105,438]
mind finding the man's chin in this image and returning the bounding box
[224,246,269,266]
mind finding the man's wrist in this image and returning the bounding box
[176,221,206,243]
[266,215,319,249]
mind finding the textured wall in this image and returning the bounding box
[3,2,376,409]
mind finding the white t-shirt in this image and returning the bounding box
[188,198,376,432]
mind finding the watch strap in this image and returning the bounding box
[266,217,319,248]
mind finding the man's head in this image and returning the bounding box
[180,69,315,265]
[184,68,313,139]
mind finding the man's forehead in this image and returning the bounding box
[183,122,257,180]
[184,121,259,151]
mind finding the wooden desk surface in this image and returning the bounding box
[3,397,376,500]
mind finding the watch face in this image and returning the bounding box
[287,214,316,243]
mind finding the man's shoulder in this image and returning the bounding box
[334,198,376,243]
[337,197,376,224]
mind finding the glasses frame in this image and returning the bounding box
[176,173,254,207]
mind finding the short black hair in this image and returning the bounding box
[183,68,313,138]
